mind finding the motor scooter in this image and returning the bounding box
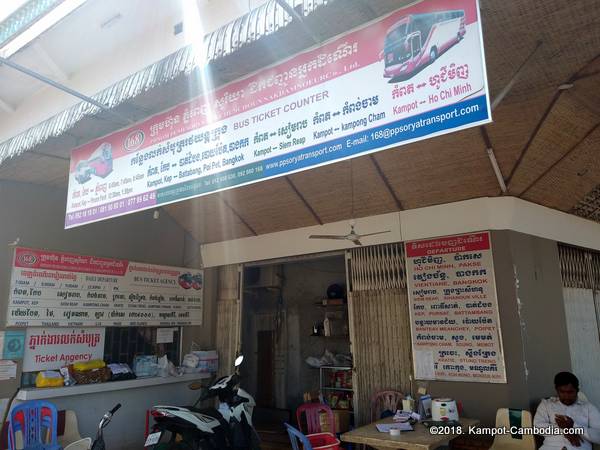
[64,404,121,450]
[146,355,261,450]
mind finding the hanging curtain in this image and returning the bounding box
[215,264,242,377]
[347,243,413,425]
[558,244,600,406]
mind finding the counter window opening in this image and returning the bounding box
[21,326,181,388]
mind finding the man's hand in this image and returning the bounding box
[556,415,582,447]
[556,414,575,429]
[565,434,582,447]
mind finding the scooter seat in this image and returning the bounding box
[184,406,229,429]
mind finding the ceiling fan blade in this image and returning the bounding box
[352,239,363,246]
[309,234,348,240]
[358,230,391,238]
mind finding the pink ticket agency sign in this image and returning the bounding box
[23,328,105,372]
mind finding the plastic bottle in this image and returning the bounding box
[403,394,415,412]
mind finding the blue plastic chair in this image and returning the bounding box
[285,423,313,450]
[285,423,341,450]
[8,400,61,450]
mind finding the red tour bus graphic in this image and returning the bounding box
[382,10,466,80]
[74,142,113,184]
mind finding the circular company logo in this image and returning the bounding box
[124,130,145,152]
[7,337,22,353]
[18,252,38,266]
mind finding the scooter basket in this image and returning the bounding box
[307,432,341,450]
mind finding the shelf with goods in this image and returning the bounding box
[314,299,347,308]
[319,366,353,414]
[312,299,349,339]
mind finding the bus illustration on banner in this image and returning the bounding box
[383,9,466,80]
[74,142,113,184]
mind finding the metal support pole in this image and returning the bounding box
[491,41,542,111]
[274,0,320,44]
[0,56,132,125]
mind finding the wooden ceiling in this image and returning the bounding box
[1,0,599,244]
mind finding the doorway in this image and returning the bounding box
[240,254,351,443]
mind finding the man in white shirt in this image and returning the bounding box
[534,372,600,450]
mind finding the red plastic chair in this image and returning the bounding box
[296,402,336,435]
[370,390,404,422]
[285,423,340,450]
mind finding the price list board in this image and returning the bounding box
[6,247,203,327]
[405,232,506,383]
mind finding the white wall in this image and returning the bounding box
[201,197,600,267]
[0,0,269,143]
[0,179,209,400]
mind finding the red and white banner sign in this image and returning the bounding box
[65,0,490,228]
[405,232,506,383]
[23,328,105,372]
[7,247,203,327]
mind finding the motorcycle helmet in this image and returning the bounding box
[326,283,345,299]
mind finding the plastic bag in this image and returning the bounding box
[158,355,169,377]
[305,356,322,368]
[36,370,64,388]
[108,363,136,381]
[133,355,159,377]
[182,353,200,368]
[60,366,76,386]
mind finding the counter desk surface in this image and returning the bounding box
[16,372,212,400]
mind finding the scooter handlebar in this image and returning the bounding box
[109,404,122,415]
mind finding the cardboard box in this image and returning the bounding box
[319,409,352,433]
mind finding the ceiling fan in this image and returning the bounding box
[308,159,390,246]
[309,220,390,246]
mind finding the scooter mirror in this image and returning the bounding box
[188,381,203,390]
[234,355,244,367]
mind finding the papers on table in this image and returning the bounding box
[394,410,421,422]
[376,422,414,433]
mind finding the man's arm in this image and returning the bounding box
[534,399,558,437]
[577,403,600,444]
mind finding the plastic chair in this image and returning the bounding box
[296,402,336,435]
[285,423,340,450]
[489,409,535,450]
[370,390,404,421]
[8,400,61,450]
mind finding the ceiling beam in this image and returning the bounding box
[476,42,541,195]
[0,96,15,113]
[31,151,70,161]
[274,0,320,44]
[283,176,323,225]
[0,56,132,127]
[32,42,69,83]
[478,127,507,193]
[506,51,600,188]
[518,121,600,197]
[368,155,404,210]
[574,69,600,82]
[217,194,258,236]
[490,41,542,111]
[356,0,379,19]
